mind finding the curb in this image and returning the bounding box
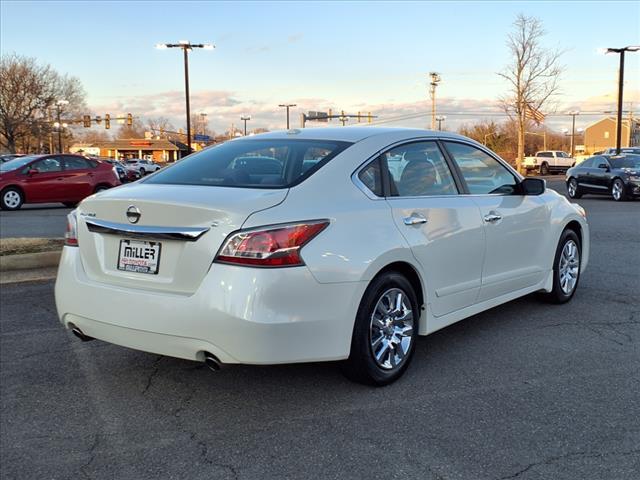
[0,250,62,271]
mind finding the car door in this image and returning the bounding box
[591,157,613,190]
[60,156,96,200]
[375,140,485,318]
[19,156,65,202]
[442,141,550,303]
[574,158,594,191]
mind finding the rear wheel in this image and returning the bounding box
[540,162,549,175]
[611,178,627,201]
[567,178,582,199]
[63,202,78,208]
[342,272,418,386]
[541,229,581,304]
[139,168,146,176]
[1,187,24,210]
[94,185,109,193]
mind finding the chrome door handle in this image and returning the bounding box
[403,214,428,226]
[483,213,502,223]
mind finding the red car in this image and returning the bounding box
[0,154,121,210]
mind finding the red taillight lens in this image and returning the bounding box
[65,211,79,247]
[215,220,329,267]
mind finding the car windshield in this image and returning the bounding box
[0,155,42,172]
[609,155,640,169]
[144,138,352,188]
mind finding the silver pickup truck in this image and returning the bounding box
[523,151,575,175]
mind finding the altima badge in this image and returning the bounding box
[126,205,141,224]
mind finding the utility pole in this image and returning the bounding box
[429,72,441,130]
[568,111,580,158]
[55,100,68,153]
[240,116,251,136]
[435,115,446,131]
[279,104,296,129]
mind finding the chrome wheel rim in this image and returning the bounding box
[612,181,622,200]
[369,288,414,370]
[568,180,577,197]
[3,190,20,208]
[559,240,580,295]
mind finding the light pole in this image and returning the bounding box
[601,46,639,153]
[240,116,251,136]
[199,112,207,135]
[567,111,580,158]
[279,104,296,129]
[156,41,214,155]
[435,115,446,131]
[55,100,68,153]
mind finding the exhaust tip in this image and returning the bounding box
[203,352,222,372]
[70,325,94,342]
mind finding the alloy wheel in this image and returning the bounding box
[3,190,21,208]
[612,180,623,201]
[369,288,414,370]
[559,240,580,295]
[568,179,577,197]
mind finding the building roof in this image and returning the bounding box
[92,139,180,151]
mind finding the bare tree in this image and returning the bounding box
[0,54,86,153]
[498,14,564,172]
[146,116,176,138]
[114,118,146,139]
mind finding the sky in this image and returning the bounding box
[1,0,639,135]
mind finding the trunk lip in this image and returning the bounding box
[84,218,210,241]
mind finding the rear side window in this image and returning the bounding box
[63,156,91,170]
[358,158,383,197]
[145,139,351,188]
[579,158,594,168]
[538,152,552,158]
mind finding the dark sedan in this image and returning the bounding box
[566,154,640,201]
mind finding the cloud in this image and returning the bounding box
[287,33,303,43]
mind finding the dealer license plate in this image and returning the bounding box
[117,239,161,274]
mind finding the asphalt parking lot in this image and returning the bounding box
[0,203,71,238]
[1,179,639,480]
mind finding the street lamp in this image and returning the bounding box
[156,41,215,155]
[435,115,446,131]
[279,104,297,129]
[240,116,251,136]
[55,100,68,153]
[601,46,639,153]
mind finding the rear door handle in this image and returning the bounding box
[483,213,502,223]
[403,213,428,226]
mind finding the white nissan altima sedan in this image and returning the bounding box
[55,127,589,385]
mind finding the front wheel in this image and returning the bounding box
[541,229,581,304]
[139,168,146,176]
[611,178,627,201]
[342,272,418,386]
[567,178,582,199]
[1,187,24,210]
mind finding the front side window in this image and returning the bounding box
[146,139,351,188]
[444,142,517,195]
[29,157,62,173]
[383,141,458,197]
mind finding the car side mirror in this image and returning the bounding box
[598,163,610,171]
[27,168,39,176]
[520,177,545,195]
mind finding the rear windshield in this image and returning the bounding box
[144,138,352,188]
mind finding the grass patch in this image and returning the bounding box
[0,238,65,256]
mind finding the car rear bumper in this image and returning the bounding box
[55,247,366,365]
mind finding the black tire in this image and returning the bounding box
[540,162,549,175]
[1,187,24,210]
[611,178,627,202]
[139,168,146,176]
[94,185,109,193]
[567,178,582,199]
[63,202,78,208]
[541,229,581,304]
[341,271,419,386]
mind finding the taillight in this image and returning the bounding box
[215,220,329,267]
[65,211,79,246]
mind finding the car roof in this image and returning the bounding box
[249,126,471,143]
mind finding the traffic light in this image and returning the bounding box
[83,115,91,128]
[126,113,133,126]
[105,114,110,129]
